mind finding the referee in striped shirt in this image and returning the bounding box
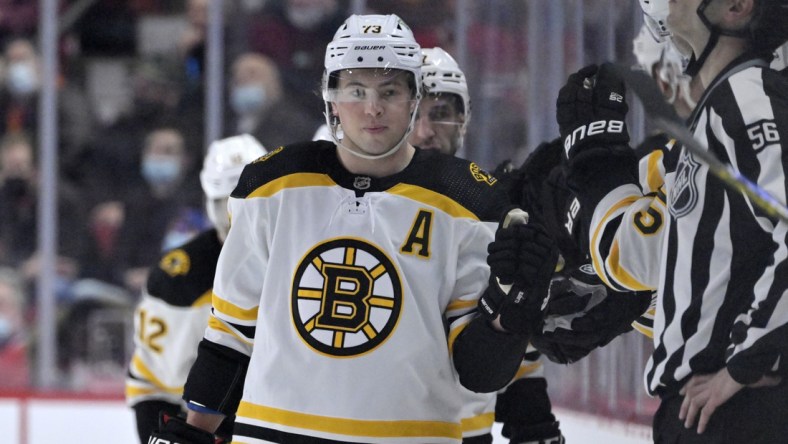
[555,0,788,442]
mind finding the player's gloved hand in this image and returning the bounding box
[556,63,629,160]
[530,264,652,364]
[480,208,559,335]
[148,412,223,444]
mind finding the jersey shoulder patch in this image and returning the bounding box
[146,229,223,307]
[405,150,510,222]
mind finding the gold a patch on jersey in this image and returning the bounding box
[291,238,403,357]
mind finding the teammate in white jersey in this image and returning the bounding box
[126,134,265,443]
[148,14,558,444]
[558,0,788,441]
[409,47,564,444]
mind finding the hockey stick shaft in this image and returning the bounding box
[614,65,788,223]
[656,117,788,222]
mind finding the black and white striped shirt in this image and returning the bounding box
[585,56,788,396]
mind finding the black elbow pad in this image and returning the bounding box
[183,340,250,416]
[453,316,528,393]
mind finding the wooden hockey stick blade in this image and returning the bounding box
[612,64,788,223]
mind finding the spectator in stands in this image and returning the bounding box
[0,0,38,47]
[226,52,321,148]
[0,266,30,388]
[79,201,126,287]
[0,37,95,185]
[82,57,185,207]
[0,133,86,300]
[115,128,206,294]
[75,0,138,56]
[177,0,209,87]
[365,0,452,49]
[246,0,346,115]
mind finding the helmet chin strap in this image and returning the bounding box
[686,0,750,77]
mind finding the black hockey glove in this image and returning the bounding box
[148,412,223,444]
[480,208,559,335]
[556,63,629,160]
[530,264,652,364]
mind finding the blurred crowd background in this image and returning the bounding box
[0,0,657,425]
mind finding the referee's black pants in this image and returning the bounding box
[653,381,788,443]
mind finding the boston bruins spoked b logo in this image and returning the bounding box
[292,238,403,357]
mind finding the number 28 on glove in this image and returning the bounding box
[556,63,629,159]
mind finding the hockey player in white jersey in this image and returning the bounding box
[557,0,788,441]
[409,47,565,444]
[149,14,558,444]
[126,134,266,443]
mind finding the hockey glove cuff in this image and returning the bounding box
[148,412,223,444]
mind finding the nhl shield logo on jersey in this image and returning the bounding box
[353,176,372,190]
[670,149,701,218]
[291,238,403,357]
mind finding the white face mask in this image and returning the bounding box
[6,62,38,97]
[142,156,182,187]
[231,84,268,115]
[286,3,330,30]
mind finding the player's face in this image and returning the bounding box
[329,68,417,157]
[667,0,707,46]
[409,93,464,156]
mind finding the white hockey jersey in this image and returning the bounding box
[202,141,509,443]
[126,230,222,407]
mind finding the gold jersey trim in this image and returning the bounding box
[247,173,336,199]
[237,401,462,440]
[461,412,495,433]
[212,293,259,321]
[129,353,183,394]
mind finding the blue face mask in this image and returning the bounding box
[142,156,181,187]
[6,62,38,97]
[0,316,13,344]
[231,84,267,115]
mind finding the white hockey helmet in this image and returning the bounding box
[421,47,471,120]
[321,14,422,160]
[323,14,422,97]
[638,0,671,41]
[632,23,694,109]
[200,134,266,200]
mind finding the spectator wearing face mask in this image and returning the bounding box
[246,0,346,115]
[114,128,207,295]
[0,37,95,186]
[225,52,321,148]
[0,133,87,300]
